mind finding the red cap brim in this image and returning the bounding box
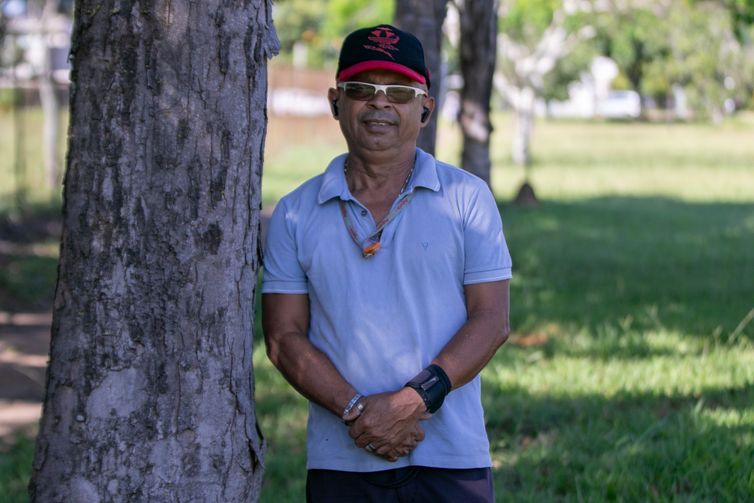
[338,61,427,85]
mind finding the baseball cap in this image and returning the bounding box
[336,24,431,88]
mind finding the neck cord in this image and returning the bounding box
[340,158,416,258]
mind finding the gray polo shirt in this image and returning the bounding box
[262,148,512,472]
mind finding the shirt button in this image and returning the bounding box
[360,209,368,216]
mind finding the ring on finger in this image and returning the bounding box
[365,443,376,453]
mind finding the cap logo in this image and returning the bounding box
[364,26,400,60]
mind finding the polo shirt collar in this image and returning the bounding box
[317,148,441,205]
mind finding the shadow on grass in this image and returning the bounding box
[483,381,754,501]
[501,196,754,341]
[0,202,62,313]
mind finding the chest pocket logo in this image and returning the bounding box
[421,241,429,250]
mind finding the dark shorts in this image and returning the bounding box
[306,466,494,503]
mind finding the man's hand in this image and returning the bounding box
[348,388,431,462]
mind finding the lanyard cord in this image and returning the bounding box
[339,193,413,257]
[340,160,415,258]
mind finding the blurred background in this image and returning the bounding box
[1,0,753,501]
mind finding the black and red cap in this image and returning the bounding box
[337,24,431,88]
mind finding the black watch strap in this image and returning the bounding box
[405,364,451,413]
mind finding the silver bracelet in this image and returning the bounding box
[341,393,363,421]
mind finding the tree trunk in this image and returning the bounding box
[395,0,448,156]
[456,0,497,187]
[39,0,60,189]
[30,1,278,501]
[512,86,535,167]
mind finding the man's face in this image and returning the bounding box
[328,70,433,155]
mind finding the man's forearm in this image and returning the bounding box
[431,280,510,391]
[266,330,357,417]
[432,314,508,390]
[263,293,358,418]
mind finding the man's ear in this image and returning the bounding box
[327,88,339,119]
[420,97,435,127]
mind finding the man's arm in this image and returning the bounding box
[263,292,427,461]
[263,293,356,417]
[433,279,511,389]
[348,279,510,445]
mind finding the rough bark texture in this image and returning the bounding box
[30,1,278,501]
[395,0,448,156]
[456,0,497,186]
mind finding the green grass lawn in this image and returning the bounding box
[2,109,753,501]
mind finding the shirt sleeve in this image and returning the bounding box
[262,199,309,294]
[462,182,513,285]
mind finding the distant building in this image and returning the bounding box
[546,57,641,119]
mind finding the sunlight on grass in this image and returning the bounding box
[483,330,754,501]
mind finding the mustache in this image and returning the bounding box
[359,112,398,125]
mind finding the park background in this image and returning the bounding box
[1,0,753,501]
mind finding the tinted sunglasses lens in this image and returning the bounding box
[344,83,376,100]
[385,87,416,103]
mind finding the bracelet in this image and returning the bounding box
[341,393,363,422]
[405,364,452,414]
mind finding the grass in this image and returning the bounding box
[2,108,754,501]
[0,437,34,502]
[0,106,66,215]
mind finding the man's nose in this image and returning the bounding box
[366,90,391,107]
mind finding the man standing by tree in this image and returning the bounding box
[263,24,512,502]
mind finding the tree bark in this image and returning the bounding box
[456,0,498,187]
[30,1,278,501]
[395,0,448,156]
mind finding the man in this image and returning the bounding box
[262,24,512,502]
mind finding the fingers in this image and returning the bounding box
[348,391,429,461]
[360,425,423,461]
[369,443,413,462]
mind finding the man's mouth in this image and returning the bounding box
[362,115,397,127]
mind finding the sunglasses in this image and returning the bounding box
[337,81,427,104]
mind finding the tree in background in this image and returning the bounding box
[593,6,667,117]
[494,0,596,196]
[395,0,448,155]
[273,0,394,68]
[452,0,498,186]
[325,0,396,42]
[1,0,72,197]
[659,1,754,121]
[30,1,277,499]
[34,0,62,189]
[271,0,327,66]
[596,0,754,120]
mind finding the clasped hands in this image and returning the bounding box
[343,388,431,462]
